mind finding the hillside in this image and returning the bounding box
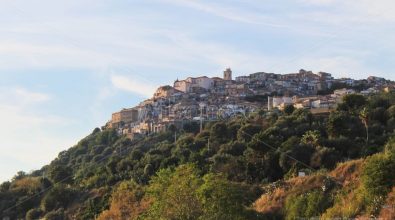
[1,92,395,219]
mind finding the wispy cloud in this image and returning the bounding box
[0,87,52,106]
[300,0,337,6]
[0,86,75,181]
[111,75,158,98]
[1,0,395,182]
[164,0,289,28]
[298,0,395,23]
[14,87,51,103]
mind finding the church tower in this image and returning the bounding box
[223,68,232,81]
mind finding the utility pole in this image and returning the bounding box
[208,138,210,152]
[174,131,177,143]
[200,105,203,133]
[199,103,205,133]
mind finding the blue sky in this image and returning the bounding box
[0,0,395,182]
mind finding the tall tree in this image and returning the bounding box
[359,107,370,144]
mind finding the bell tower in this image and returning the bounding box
[223,68,232,81]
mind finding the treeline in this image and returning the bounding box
[1,92,395,219]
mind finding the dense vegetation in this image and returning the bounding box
[1,92,395,219]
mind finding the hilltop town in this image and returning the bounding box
[107,68,395,139]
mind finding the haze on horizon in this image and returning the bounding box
[0,0,395,182]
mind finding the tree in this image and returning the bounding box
[362,153,395,209]
[48,164,73,185]
[26,208,42,220]
[310,147,340,169]
[144,164,261,220]
[338,94,367,113]
[284,105,295,115]
[12,171,27,181]
[43,208,65,220]
[218,141,246,156]
[387,105,395,119]
[210,122,228,143]
[301,130,321,147]
[285,190,332,220]
[198,173,251,220]
[359,152,395,216]
[237,124,262,142]
[327,111,364,138]
[146,164,203,220]
[359,107,370,143]
[41,185,74,212]
[183,121,200,134]
[98,181,150,220]
[144,164,154,176]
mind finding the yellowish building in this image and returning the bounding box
[110,108,139,128]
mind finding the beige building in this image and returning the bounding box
[153,85,182,99]
[174,76,214,93]
[384,86,395,93]
[110,108,139,128]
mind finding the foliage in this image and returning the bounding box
[361,152,395,214]
[40,185,75,212]
[338,94,367,113]
[43,208,65,220]
[285,190,332,220]
[198,173,253,220]
[48,164,73,185]
[1,92,395,218]
[25,208,42,220]
[283,105,295,115]
[146,164,203,220]
[98,181,150,220]
[144,164,262,220]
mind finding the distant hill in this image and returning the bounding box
[1,92,395,219]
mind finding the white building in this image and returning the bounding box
[333,88,356,97]
[174,76,214,93]
[361,88,379,95]
[269,96,294,109]
[312,100,329,109]
[235,76,250,83]
[339,78,355,86]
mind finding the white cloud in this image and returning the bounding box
[300,0,337,6]
[0,87,76,182]
[0,41,114,70]
[14,87,51,103]
[111,75,158,98]
[299,0,395,23]
[164,0,288,28]
[0,87,52,107]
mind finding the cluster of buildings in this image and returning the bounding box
[107,68,395,139]
[267,89,351,114]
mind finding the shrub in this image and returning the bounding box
[43,208,64,220]
[25,208,42,220]
[285,190,332,220]
[361,153,395,214]
[41,185,75,212]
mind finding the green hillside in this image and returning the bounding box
[1,92,395,219]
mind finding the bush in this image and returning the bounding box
[41,185,75,212]
[285,190,332,220]
[26,208,42,220]
[361,153,395,214]
[43,208,64,220]
[237,124,262,142]
[218,142,246,156]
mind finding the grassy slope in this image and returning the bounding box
[253,159,365,217]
